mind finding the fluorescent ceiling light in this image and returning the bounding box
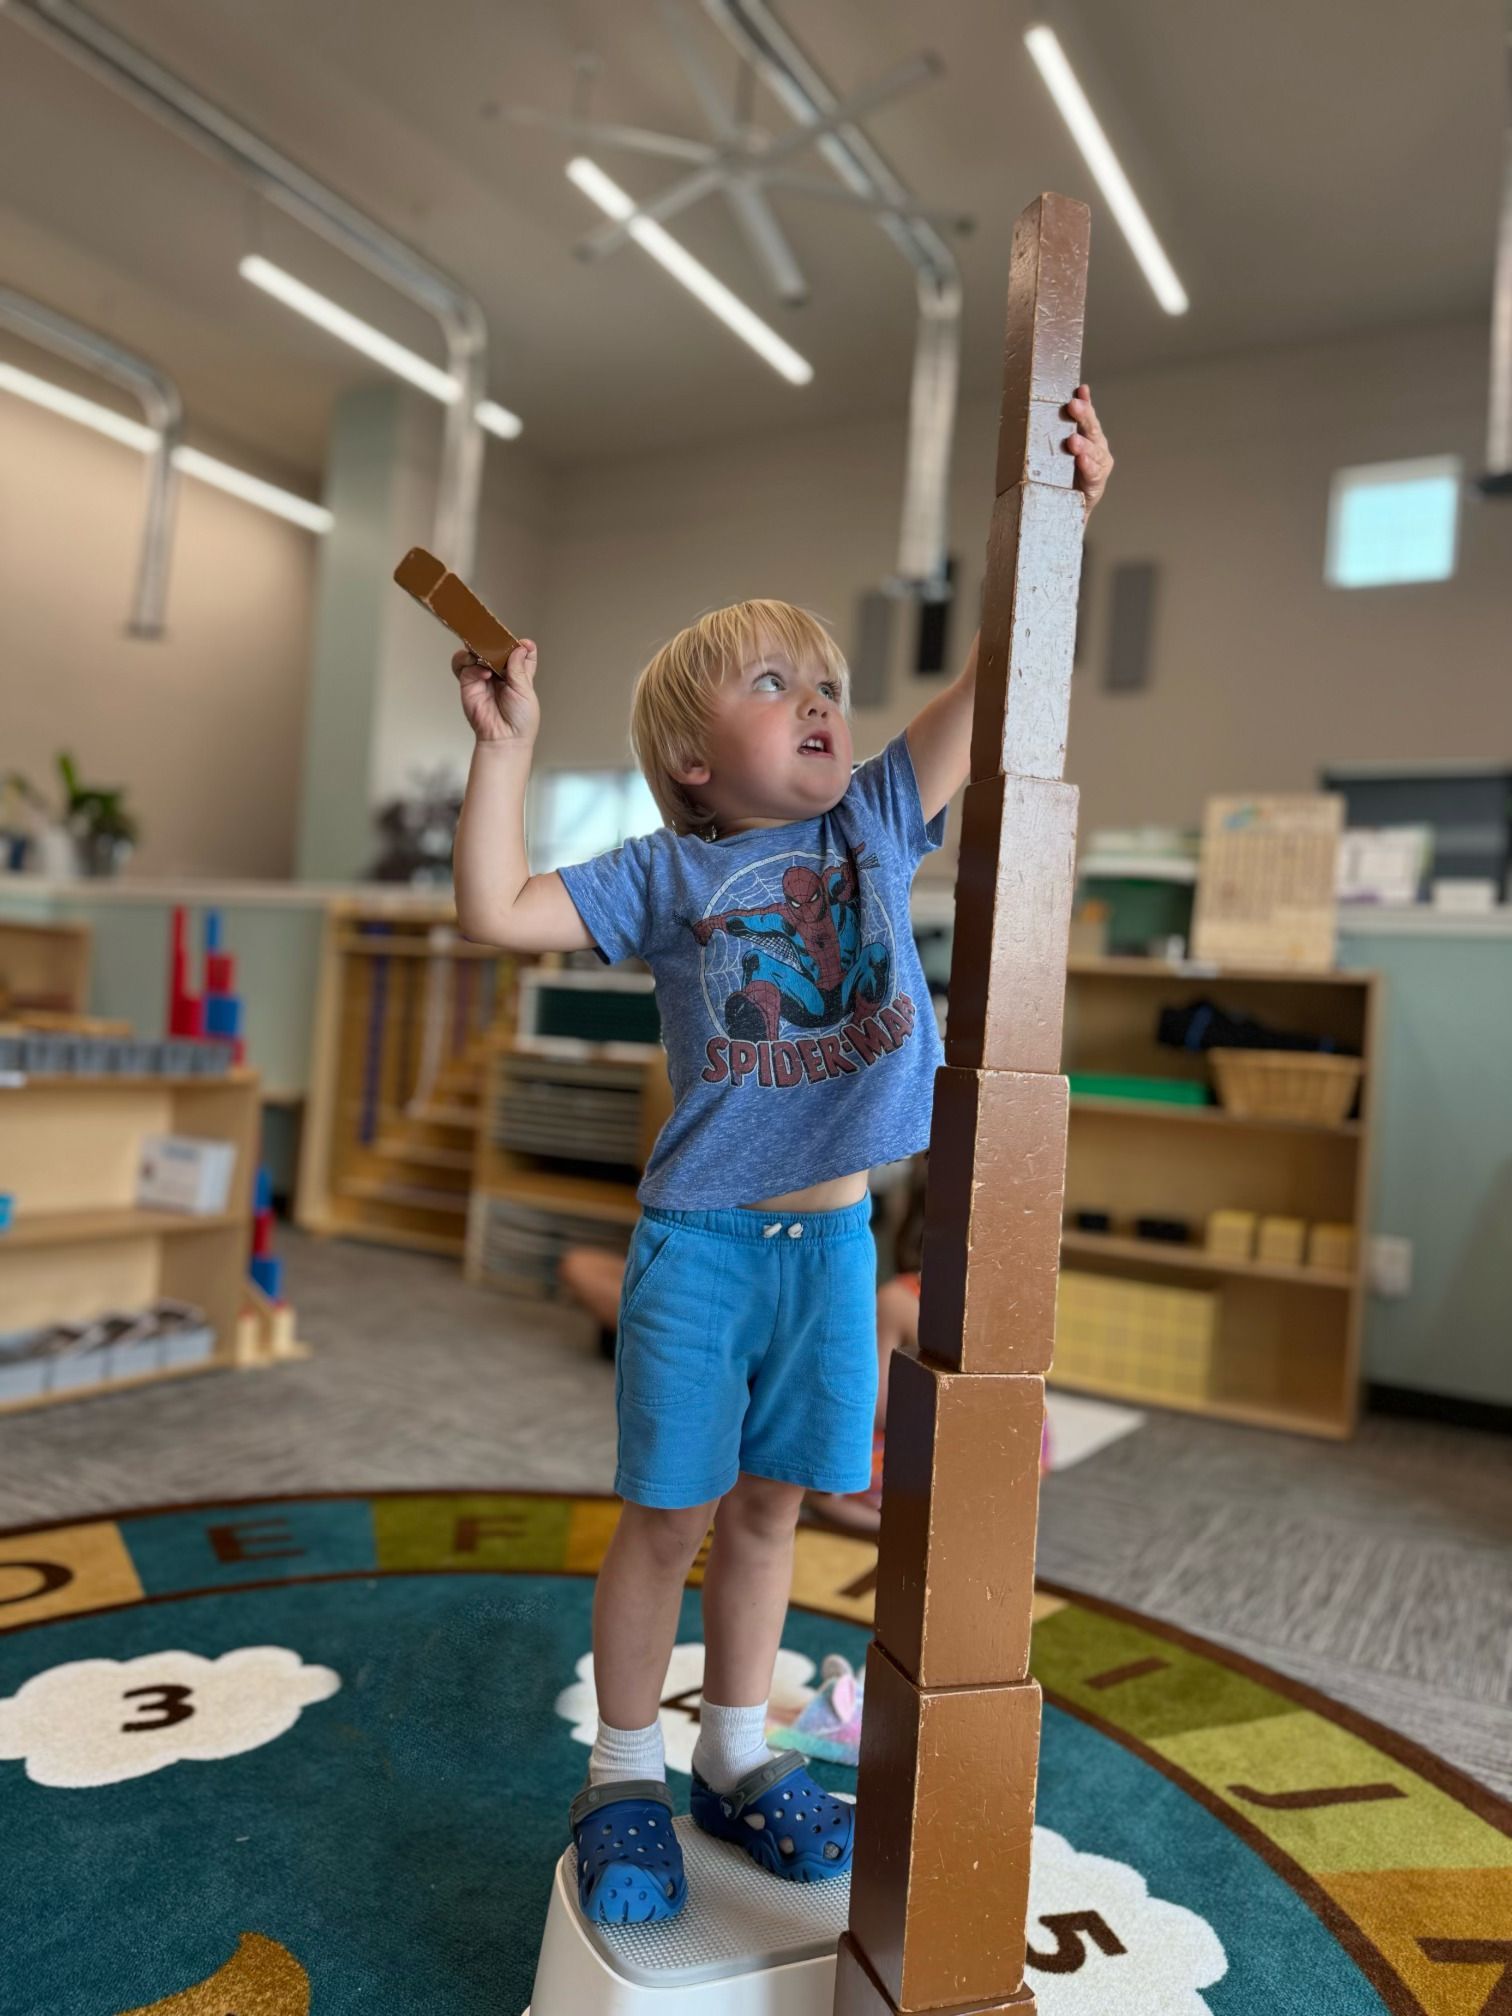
[476,399,523,440]
[1024,25,1189,317]
[565,156,814,386]
[0,359,333,532]
[172,446,333,532]
[239,254,525,439]
[241,253,456,400]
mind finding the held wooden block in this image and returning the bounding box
[874,1352,1044,1688]
[919,1068,1068,1374]
[994,193,1090,499]
[835,1933,1037,2015]
[850,1645,1041,2014]
[393,545,521,669]
[971,484,1086,783]
[945,776,1080,1074]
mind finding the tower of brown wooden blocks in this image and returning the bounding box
[835,192,1091,2016]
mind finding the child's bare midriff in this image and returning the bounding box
[739,1169,870,1213]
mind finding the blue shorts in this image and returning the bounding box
[613,1196,879,1509]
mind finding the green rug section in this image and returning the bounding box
[0,1492,1506,2016]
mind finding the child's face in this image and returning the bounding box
[678,642,853,834]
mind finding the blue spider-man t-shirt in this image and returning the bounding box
[557,730,947,1208]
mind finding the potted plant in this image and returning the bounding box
[57,752,140,877]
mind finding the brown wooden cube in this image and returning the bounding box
[944,775,1079,1075]
[994,193,1090,499]
[971,485,1086,784]
[874,1353,1044,1687]
[918,1068,1068,1374]
[835,1932,1037,2015]
[849,1645,1042,2013]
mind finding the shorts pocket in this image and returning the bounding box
[618,1224,725,1426]
[619,1218,684,1326]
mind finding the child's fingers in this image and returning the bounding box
[505,639,538,684]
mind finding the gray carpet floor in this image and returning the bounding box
[3,1225,1509,1802]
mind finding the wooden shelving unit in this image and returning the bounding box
[466,1035,672,1298]
[0,1067,260,1413]
[0,918,91,1015]
[297,902,529,1258]
[1057,959,1379,1439]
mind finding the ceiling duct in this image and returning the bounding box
[703,0,963,595]
[0,284,181,636]
[1481,0,1512,495]
[0,0,489,570]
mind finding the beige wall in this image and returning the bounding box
[535,313,1510,872]
[0,389,319,879]
[4,313,1503,883]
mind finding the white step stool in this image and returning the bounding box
[525,1814,850,2014]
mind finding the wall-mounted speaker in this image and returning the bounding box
[913,557,957,675]
[1104,560,1158,692]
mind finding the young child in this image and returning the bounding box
[450,393,1111,1928]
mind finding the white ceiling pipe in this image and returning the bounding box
[704,0,963,596]
[0,0,490,571]
[0,285,181,636]
[1481,0,1512,493]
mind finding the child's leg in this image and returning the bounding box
[694,1471,805,1788]
[590,1497,717,1782]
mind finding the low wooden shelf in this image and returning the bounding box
[297,901,528,1258]
[467,1035,670,1297]
[1057,957,1379,1438]
[0,1066,261,1414]
[1060,1228,1354,1291]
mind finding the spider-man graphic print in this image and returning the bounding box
[691,836,922,1089]
[554,729,946,1202]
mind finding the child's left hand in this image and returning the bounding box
[1066,384,1114,513]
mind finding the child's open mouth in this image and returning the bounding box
[797,734,833,758]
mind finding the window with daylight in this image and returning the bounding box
[530,768,662,874]
[1325,456,1462,588]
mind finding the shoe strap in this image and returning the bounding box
[569,1777,674,1831]
[713,1750,808,1819]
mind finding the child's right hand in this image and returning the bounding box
[452,640,539,745]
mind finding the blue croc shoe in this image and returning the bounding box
[569,1778,688,1925]
[690,1752,853,1881]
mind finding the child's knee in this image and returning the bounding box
[625,1500,714,1573]
[718,1474,805,1544]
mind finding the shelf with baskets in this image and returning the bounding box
[0,1067,261,1414]
[1057,959,1379,1439]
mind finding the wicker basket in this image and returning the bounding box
[1209,1049,1363,1125]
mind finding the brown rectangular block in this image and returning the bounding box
[945,775,1079,1074]
[919,1068,1068,1374]
[971,484,1085,783]
[850,1645,1041,2013]
[874,1353,1043,1687]
[995,192,1090,499]
[835,1932,1037,2015]
[393,544,521,670]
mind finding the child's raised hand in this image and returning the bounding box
[452,639,539,745]
[1065,384,1114,513]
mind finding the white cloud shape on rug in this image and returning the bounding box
[0,1646,341,1789]
[556,1642,817,1776]
[1027,1827,1227,2013]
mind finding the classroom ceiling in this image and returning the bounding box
[0,0,1503,486]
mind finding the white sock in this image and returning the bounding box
[589,1716,666,1788]
[692,1700,773,1792]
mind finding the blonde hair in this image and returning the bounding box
[630,598,850,838]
